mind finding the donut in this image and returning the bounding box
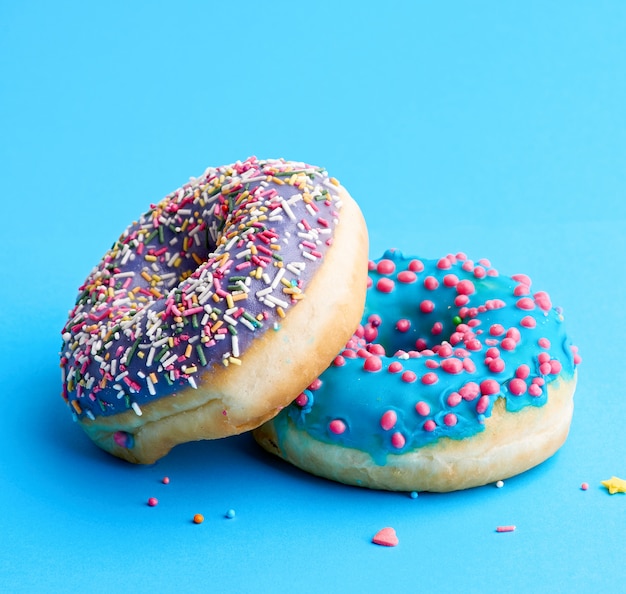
[60,157,368,463]
[254,249,581,492]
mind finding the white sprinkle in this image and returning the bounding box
[131,402,143,416]
[146,376,156,396]
[188,376,198,389]
[496,480,504,488]
[232,335,240,358]
[280,199,296,221]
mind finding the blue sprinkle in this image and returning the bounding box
[410,491,419,499]
[225,509,236,519]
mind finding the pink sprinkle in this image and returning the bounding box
[460,382,480,400]
[397,270,417,284]
[480,379,500,395]
[514,284,530,296]
[380,410,398,431]
[476,395,490,414]
[500,338,517,351]
[420,300,435,313]
[550,360,562,374]
[377,278,395,293]
[489,358,505,373]
[396,318,411,332]
[368,343,386,356]
[162,477,170,485]
[308,379,322,391]
[377,259,396,275]
[391,432,406,448]
[506,327,521,342]
[463,358,476,373]
[516,298,535,310]
[423,420,436,432]
[508,378,527,396]
[402,370,417,383]
[456,279,475,295]
[454,294,470,307]
[438,343,453,357]
[512,273,531,286]
[490,324,505,336]
[424,276,439,290]
[538,337,551,348]
[444,413,458,427]
[415,401,430,416]
[443,274,459,287]
[496,525,516,533]
[388,361,403,373]
[364,356,383,372]
[534,291,552,311]
[425,359,439,369]
[581,482,589,491]
[516,364,530,379]
[441,358,463,374]
[529,384,543,397]
[539,362,552,375]
[368,260,376,271]
[333,355,346,366]
[147,497,158,507]
[538,352,551,364]
[409,259,424,272]
[364,323,378,342]
[447,392,462,406]
[432,322,444,335]
[520,316,536,329]
[437,257,452,270]
[329,419,346,434]
[422,372,438,385]
[295,393,309,407]
[473,266,486,279]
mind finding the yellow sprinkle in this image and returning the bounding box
[271,176,285,185]
[226,294,234,309]
[141,271,152,282]
[280,278,292,288]
[250,244,258,255]
[71,400,82,414]
[212,293,220,303]
[184,365,198,374]
[181,219,189,232]
[150,372,158,383]
[277,307,286,319]
[329,177,340,186]
[228,357,242,366]
[173,257,182,268]
[255,267,263,279]
[137,351,145,359]
[150,288,162,299]
[212,321,223,332]
[169,337,175,348]
[232,292,248,302]
[144,254,157,262]
[256,313,264,321]
[185,344,193,358]
[270,243,280,250]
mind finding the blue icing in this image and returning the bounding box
[280,250,579,465]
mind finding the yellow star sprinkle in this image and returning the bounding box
[601,476,626,495]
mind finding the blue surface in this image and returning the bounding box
[2,1,625,592]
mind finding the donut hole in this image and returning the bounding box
[359,306,464,359]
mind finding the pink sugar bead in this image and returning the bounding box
[333,355,346,366]
[447,391,462,406]
[363,356,383,372]
[364,323,378,342]
[550,360,562,374]
[377,278,395,293]
[534,291,552,311]
[388,361,403,373]
[377,259,396,275]
[476,395,490,414]
[437,257,452,270]
[489,358,505,373]
[529,384,543,397]
[402,370,417,383]
[444,274,459,287]
[456,279,475,295]
[396,318,411,332]
[423,420,436,432]
[473,266,486,279]
[424,276,439,290]
[409,259,424,272]
[422,372,438,385]
[514,284,530,296]
[295,393,309,406]
[490,324,505,336]
[520,316,536,329]
[540,362,553,375]
[415,401,430,416]
[425,359,439,369]
[368,343,386,356]
[480,379,500,395]
[506,327,521,342]
[538,352,551,364]
[460,382,480,400]
[500,337,517,351]
[463,358,476,373]
[516,297,535,310]
[380,410,398,431]
[508,378,527,396]
[391,432,406,448]
[397,270,417,283]
[512,273,531,286]
[454,294,470,306]
[441,358,463,374]
[538,337,551,348]
[420,300,435,313]
[444,413,458,427]
[329,419,346,434]
[516,364,530,379]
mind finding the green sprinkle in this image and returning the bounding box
[192,314,199,329]
[125,338,141,364]
[145,229,158,244]
[158,225,165,244]
[155,346,169,362]
[452,315,463,326]
[228,325,237,335]
[196,344,207,367]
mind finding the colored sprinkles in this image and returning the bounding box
[60,158,345,429]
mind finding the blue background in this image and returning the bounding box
[2,1,625,592]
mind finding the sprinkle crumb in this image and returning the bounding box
[225,509,236,519]
[496,480,504,488]
[372,527,399,547]
[193,514,204,524]
[581,482,589,491]
[496,525,516,533]
[409,491,419,499]
[147,497,158,507]
[162,476,170,485]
